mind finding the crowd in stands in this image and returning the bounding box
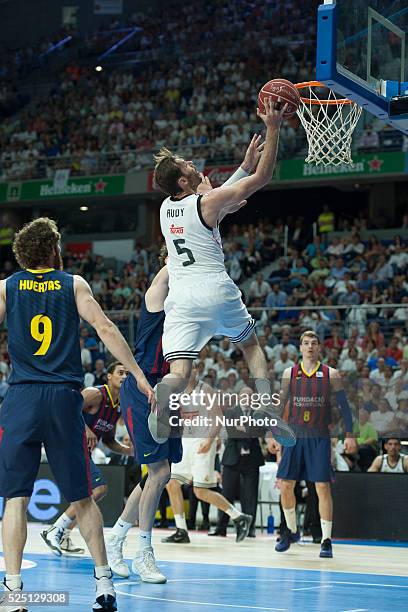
[0,1,318,181]
[1,1,407,182]
[0,26,76,121]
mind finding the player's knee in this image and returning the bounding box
[166,477,181,493]
[93,485,107,502]
[315,482,331,496]
[239,332,259,349]
[150,465,171,488]
[193,486,207,501]
[280,479,296,494]
[72,495,94,513]
[5,496,30,512]
[169,359,192,385]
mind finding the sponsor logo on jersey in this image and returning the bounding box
[19,279,61,292]
[170,224,184,235]
[293,396,325,407]
[94,418,115,433]
[316,371,324,377]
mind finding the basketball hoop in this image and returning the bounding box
[294,81,362,166]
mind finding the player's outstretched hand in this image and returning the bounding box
[86,425,98,452]
[257,96,288,129]
[137,375,156,408]
[197,173,213,194]
[241,134,264,173]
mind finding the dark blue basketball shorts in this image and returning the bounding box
[277,437,333,483]
[0,384,93,502]
[121,374,183,465]
[90,457,106,490]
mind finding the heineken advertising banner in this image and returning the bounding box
[275,151,407,181]
[148,152,406,192]
[0,175,125,203]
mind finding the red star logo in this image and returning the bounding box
[95,178,107,193]
[368,157,383,172]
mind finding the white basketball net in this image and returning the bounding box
[296,84,362,166]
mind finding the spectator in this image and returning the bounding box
[271,332,298,361]
[265,283,287,309]
[363,383,382,414]
[354,408,378,471]
[93,359,107,386]
[318,204,335,234]
[80,337,92,371]
[369,399,397,437]
[274,349,295,377]
[357,125,379,151]
[249,273,270,301]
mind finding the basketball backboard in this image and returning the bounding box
[316,0,408,133]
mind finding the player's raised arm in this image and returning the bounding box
[145,265,169,312]
[74,275,154,405]
[200,97,286,226]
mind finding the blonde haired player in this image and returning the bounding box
[275,330,356,558]
[151,97,294,448]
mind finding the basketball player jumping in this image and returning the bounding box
[152,97,294,445]
[105,135,267,582]
[41,361,131,557]
[0,218,154,612]
[275,330,355,558]
[162,364,253,544]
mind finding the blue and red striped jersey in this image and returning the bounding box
[83,384,120,442]
[283,362,332,435]
[134,298,169,378]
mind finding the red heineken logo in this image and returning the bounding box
[368,157,384,172]
[95,178,107,193]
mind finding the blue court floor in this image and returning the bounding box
[14,553,408,612]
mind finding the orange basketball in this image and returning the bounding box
[258,78,301,119]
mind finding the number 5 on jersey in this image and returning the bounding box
[173,239,196,267]
[31,314,52,355]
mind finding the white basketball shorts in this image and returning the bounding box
[162,271,255,361]
[171,437,218,488]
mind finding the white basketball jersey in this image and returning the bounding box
[160,194,225,278]
[180,381,211,437]
[380,454,405,473]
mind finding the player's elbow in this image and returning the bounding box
[92,315,116,339]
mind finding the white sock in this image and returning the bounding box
[94,566,114,598]
[94,565,112,579]
[226,505,241,520]
[174,514,188,531]
[283,507,297,533]
[138,529,152,551]
[111,517,133,539]
[5,574,22,590]
[54,512,74,531]
[320,519,332,541]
